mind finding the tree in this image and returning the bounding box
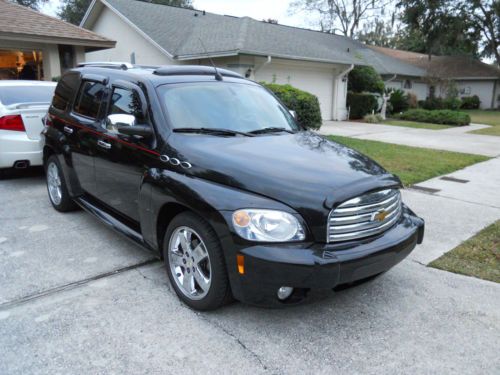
[356,17,397,47]
[289,0,395,37]
[397,0,480,58]
[58,0,193,25]
[466,0,500,67]
[10,0,47,10]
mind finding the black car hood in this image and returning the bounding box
[169,132,401,220]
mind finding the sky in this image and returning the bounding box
[41,0,306,27]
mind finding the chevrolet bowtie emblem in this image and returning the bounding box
[372,210,388,222]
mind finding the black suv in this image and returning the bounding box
[43,63,424,310]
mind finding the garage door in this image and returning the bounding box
[255,64,334,120]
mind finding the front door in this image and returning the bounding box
[94,83,156,222]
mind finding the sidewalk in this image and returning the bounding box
[319,121,500,157]
[402,157,500,264]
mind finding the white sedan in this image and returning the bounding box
[0,80,56,170]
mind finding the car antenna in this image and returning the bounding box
[198,37,223,81]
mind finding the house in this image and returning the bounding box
[81,0,423,120]
[370,46,500,109]
[0,0,115,81]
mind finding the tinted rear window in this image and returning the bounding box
[0,85,55,106]
[52,73,80,111]
[73,81,106,119]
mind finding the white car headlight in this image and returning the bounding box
[232,209,305,242]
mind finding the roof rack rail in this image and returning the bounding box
[153,65,243,78]
[77,62,134,70]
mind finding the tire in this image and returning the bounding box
[163,212,231,311]
[45,155,78,212]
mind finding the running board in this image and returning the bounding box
[75,196,149,249]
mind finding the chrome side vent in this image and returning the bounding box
[328,189,402,242]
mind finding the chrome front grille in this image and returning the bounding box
[327,189,402,242]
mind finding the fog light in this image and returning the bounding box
[277,286,294,300]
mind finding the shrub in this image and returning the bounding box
[398,109,471,126]
[364,114,384,123]
[420,97,446,110]
[348,66,384,94]
[460,95,481,109]
[389,89,409,113]
[347,92,378,119]
[262,83,322,129]
[444,97,462,110]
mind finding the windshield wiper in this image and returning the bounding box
[173,127,254,137]
[248,127,295,135]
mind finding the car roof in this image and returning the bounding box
[0,80,57,87]
[69,64,256,88]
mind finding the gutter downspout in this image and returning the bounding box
[333,64,354,121]
[253,56,272,79]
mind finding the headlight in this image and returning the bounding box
[232,209,305,242]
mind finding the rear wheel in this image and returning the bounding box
[45,155,77,212]
[163,212,231,310]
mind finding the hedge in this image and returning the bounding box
[347,92,378,119]
[262,83,322,129]
[348,66,384,94]
[460,95,481,109]
[398,109,471,126]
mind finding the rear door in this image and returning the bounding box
[66,77,108,195]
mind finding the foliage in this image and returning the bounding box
[58,0,91,25]
[348,66,384,94]
[356,17,397,47]
[262,83,322,129]
[327,135,488,186]
[398,109,471,126]
[347,92,378,119]
[58,0,193,25]
[389,89,409,113]
[289,0,392,37]
[460,96,481,110]
[11,0,47,10]
[363,114,384,123]
[443,97,462,111]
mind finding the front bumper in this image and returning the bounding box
[230,205,424,306]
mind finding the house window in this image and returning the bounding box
[403,79,412,89]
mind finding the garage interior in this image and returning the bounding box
[0,49,44,80]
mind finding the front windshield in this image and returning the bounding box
[158,82,299,132]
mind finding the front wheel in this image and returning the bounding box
[45,155,77,212]
[163,212,231,311]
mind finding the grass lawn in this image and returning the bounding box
[464,110,500,136]
[328,136,489,186]
[383,119,454,130]
[429,220,500,283]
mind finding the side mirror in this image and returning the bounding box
[106,114,152,138]
[289,110,297,119]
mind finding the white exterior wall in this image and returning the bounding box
[455,80,497,109]
[251,58,348,120]
[85,6,172,65]
[385,79,428,101]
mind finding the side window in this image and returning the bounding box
[73,81,106,119]
[52,73,79,111]
[105,87,146,132]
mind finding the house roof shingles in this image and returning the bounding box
[0,0,114,49]
[370,45,500,79]
[100,0,425,77]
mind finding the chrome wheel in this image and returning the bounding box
[168,226,212,300]
[47,162,62,205]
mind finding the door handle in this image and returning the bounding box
[63,126,73,134]
[97,140,112,149]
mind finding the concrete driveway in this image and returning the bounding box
[319,121,500,157]
[1,172,499,374]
